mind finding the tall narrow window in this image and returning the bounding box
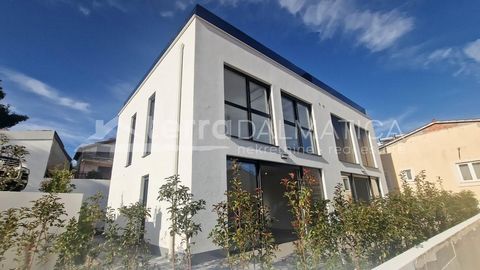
[224,66,274,144]
[126,113,136,166]
[331,115,356,163]
[144,94,155,156]
[140,174,149,233]
[281,94,316,154]
[355,126,375,167]
[140,175,149,206]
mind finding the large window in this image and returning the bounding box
[281,94,316,154]
[331,115,356,163]
[224,66,274,144]
[227,157,324,243]
[126,113,136,166]
[342,173,381,202]
[144,93,156,156]
[355,126,375,167]
[457,161,480,182]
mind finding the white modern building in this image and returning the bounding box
[1,130,71,191]
[108,5,386,261]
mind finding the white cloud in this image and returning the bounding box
[303,0,348,39]
[78,5,91,16]
[160,10,174,18]
[12,118,88,146]
[279,0,414,52]
[109,81,134,101]
[373,107,418,138]
[426,48,452,63]
[0,67,90,112]
[278,0,305,14]
[345,10,414,52]
[464,39,480,63]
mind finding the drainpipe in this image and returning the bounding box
[171,43,185,265]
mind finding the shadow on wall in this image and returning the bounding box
[145,207,163,255]
[380,153,400,192]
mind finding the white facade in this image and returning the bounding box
[108,6,386,258]
[1,130,71,191]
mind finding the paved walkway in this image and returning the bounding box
[149,242,297,269]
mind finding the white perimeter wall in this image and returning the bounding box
[0,191,83,269]
[71,179,110,210]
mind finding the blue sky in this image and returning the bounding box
[1,0,479,155]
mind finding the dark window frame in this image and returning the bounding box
[143,93,156,157]
[140,174,149,234]
[140,174,149,207]
[224,65,275,145]
[331,114,357,164]
[281,93,317,154]
[226,156,324,198]
[354,125,376,168]
[126,113,137,167]
[226,156,325,244]
[342,172,381,202]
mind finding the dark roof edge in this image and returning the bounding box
[122,4,367,115]
[52,131,72,162]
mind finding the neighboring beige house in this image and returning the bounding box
[74,138,115,180]
[1,130,71,191]
[380,119,480,198]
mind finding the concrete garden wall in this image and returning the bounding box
[0,191,83,270]
[374,213,480,270]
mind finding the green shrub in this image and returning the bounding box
[55,193,104,269]
[330,172,479,269]
[103,202,151,270]
[210,160,277,270]
[40,168,76,193]
[0,208,20,262]
[14,194,66,270]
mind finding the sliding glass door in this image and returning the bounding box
[226,157,324,244]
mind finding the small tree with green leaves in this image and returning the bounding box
[102,203,151,270]
[281,171,330,270]
[210,160,277,270]
[0,208,20,263]
[14,194,67,270]
[55,193,105,269]
[40,168,76,193]
[158,175,206,270]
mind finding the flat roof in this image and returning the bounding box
[123,4,367,115]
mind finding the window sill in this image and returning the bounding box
[227,134,278,148]
[459,180,480,187]
[339,160,361,166]
[287,147,322,158]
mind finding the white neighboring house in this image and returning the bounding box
[108,5,386,261]
[1,130,71,191]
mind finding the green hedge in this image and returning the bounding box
[286,171,479,270]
